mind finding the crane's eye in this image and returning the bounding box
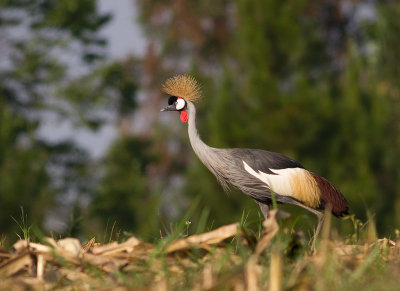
[175,98,186,110]
[168,96,177,105]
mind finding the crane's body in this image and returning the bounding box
[161,75,349,249]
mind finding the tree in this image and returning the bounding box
[90,136,158,240]
[136,0,400,236]
[72,59,162,240]
[0,0,110,242]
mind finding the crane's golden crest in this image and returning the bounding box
[161,75,202,102]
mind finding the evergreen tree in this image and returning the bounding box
[136,0,400,236]
[370,2,400,232]
[0,0,110,241]
[91,136,158,240]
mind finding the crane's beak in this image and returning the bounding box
[160,105,176,112]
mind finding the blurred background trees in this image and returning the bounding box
[135,0,400,236]
[1,0,400,245]
[0,0,110,242]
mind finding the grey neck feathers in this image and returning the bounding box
[186,101,212,162]
[185,101,230,191]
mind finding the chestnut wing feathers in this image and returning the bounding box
[310,173,349,217]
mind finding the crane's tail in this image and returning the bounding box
[310,173,349,217]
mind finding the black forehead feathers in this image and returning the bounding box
[168,96,177,105]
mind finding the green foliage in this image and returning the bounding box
[59,59,139,130]
[0,0,110,241]
[90,136,159,239]
[11,207,32,242]
[137,0,400,238]
[1,0,400,253]
[0,100,52,240]
[373,3,400,232]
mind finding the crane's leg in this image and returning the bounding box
[290,201,325,252]
[312,212,325,251]
[256,202,269,219]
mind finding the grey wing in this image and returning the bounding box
[217,148,303,205]
[232,148,304,173]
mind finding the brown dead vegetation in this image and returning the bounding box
[0,210,398,290]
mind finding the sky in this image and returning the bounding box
[98,0,146,58]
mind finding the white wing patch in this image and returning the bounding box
[242,161,321,207]
[243,161,297,195]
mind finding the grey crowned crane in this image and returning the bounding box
[160,75,349,249]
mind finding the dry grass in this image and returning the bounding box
[0,210,399,290]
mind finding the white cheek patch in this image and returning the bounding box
[176,98,186,110]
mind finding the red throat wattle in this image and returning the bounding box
[180,110,188,123]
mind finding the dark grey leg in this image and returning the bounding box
[312,212,325,251]
[256,202,269,219]
[290,201,325,251]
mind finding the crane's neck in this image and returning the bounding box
[185,101,230,191]
[186,101,214,162]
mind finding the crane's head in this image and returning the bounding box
[160,75,201,123]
